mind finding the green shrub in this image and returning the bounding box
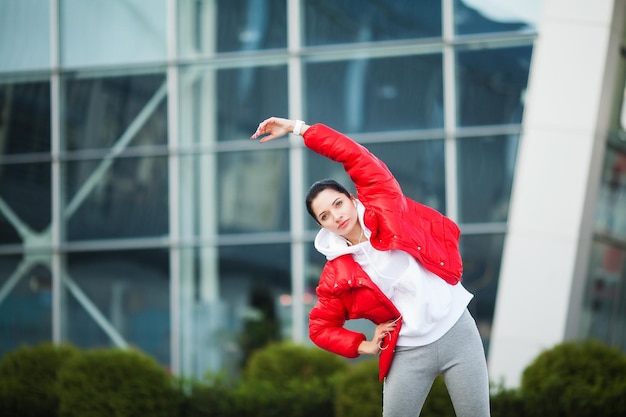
[334,358,382,417]
[0,342,78,417]
[234,377,336,417]
[490,384,526,417]
[184,374,240,417]
[57,348,181,417]
[521,339,626,417]
[244,341,349,387]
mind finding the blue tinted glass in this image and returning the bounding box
[65,156,169,240]
[217,149,290,234]
[216,0,287,52]
[458,134,519,223]
[457,46,533,127]
[0,161,51,235]
[455,0,540,36]
[66,249,170,365]
[306,54,443,133]
[60,0,167,67]
[63,73,167,150]
[305,0,442,46]
[0,0,50,72]
[0,81,51,154]
[0,263,53,352]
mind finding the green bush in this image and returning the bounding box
[490,384,526,417]
[184,375,239,417]
[244,341,349,387]
[521,339,626,417]
[185,342,346,417]
[334,358,382,417]
[0,342,78,417]
[57,348,181,417]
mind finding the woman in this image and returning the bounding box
[251,117,490,417]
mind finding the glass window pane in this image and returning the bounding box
[0,0,50,72]
[60,0,167,67]
[580,241,625,347]
[454,0,541,36]
[458,134,519,224]
[218,149,289,234]
[305,138,446,230]
[0,161,51,242]
[63,73,167,151]
[181,243,291,377]
[179,65,288,144]
[0,261,52,352]
[460,233,505,354]
[595,147,626,241]
[65,249,170,365]
[305,55,443,133]
[65,156,168,241]
[0,80,51,154]
[178,0,287,58]
[456,46,532,127]
[305,0,442,46]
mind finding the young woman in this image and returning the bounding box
[251,117,490,417]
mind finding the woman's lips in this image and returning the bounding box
[338,219,349,229]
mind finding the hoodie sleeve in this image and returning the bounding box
[302,124,405,209]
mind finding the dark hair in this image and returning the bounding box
[305,179,351,224]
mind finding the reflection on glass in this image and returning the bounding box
[179,65,288,144]
[0,81,51,154]
[458,135,518,223]
[60,0,167,67]
[65,156,168,240]
[305,138,446,231]
[63,73,167,151]
[455,0,540,36]
[460,233,505,353]
[456,46,532,127]
[180,243,291,378]
[595,148,626,241]
[0,0,50,72]
[178,0,287,57]
[305,0,442,46]
[0,161,51,240]
[580,241,625,348]
[218,149,289,233]
[306,55,443,133]
[217,66,288,141]
[65,249,170,365]
[0,262,52,352]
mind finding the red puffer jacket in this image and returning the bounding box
[306,124,463,380]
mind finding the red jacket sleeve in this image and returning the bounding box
[308,296,367,358]
[303,124,405,210]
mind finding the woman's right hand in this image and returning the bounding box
[251,117,307,143]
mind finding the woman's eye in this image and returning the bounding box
[320,214,328,221]
[336,201,343,207]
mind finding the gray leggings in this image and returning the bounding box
[383,310,490,417]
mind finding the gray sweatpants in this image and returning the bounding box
[382,309,490,417]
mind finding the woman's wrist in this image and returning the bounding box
[293,119,305,135]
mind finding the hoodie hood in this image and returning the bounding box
[314,200,370,261]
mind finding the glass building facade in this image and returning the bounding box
[1,0,541,379]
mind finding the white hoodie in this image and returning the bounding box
[314,200,474,346]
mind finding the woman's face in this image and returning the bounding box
[310,189,358,237]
